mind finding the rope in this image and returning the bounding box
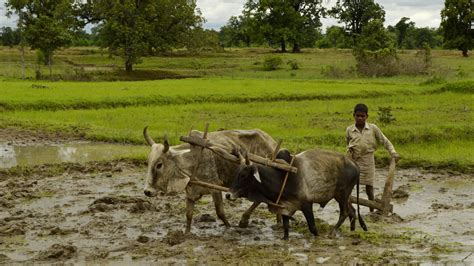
[275,155,295,205]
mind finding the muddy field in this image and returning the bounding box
[0,134,473,264]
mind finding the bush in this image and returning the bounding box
[420,75,446,85]
[353,48,399,77]
[377,106,396,124]
[399,43,432,75]
[320,65,354,78]
[263,56,283,71]
[287,59,299,70]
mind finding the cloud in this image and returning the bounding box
[197,0,245,29]
[0,0,445,31]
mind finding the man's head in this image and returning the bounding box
[353,103,368,127]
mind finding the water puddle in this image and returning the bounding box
[0,143,148,168]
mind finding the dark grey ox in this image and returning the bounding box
[143,127,277,233]
[228,149,367,240]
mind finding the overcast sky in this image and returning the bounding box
[1,0,444,30]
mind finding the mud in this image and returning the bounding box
[0,127,84,146]
[0,162,472,264]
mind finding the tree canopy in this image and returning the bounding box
[330,0,385,44]
[86,0,203,71]
[6,0,81,65]
[440,0,473,57]
[244,0,324,52]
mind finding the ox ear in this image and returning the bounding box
[163,134,169,153]
[253,167,261,183]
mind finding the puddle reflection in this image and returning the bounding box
[0,143,147,168]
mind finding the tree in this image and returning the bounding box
[316,25,351,48]
[244,0,324,52]
[357,19,394,51]
[353,19,398,77]
[0,27,21,47]
[6,0,80,67]
[394,17,415,48]
[330,0,385,43]
[90,0,203,72]
[440,0,473,57]
[219,15,261,47]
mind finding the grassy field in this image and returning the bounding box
[0,47,473,172]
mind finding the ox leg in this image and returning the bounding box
[282,215,290,240]
[185,198,196,234]
[301,203,318,236]
[239,202,259,228]
[347,201,356,231]
[212,192,231,228]
[331,200,349,236]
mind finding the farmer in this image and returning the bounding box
[346,103,400,212]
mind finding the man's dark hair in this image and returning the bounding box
[354,103,368,115]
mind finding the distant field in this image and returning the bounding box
[0,47,472,171]
[0,47,473,82]
[0,79,429,111]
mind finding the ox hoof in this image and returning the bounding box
[329,230,341,238]
[238,220,249,228]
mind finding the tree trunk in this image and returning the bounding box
[462,49,469,57]
[125,57,133,72]
[292,42,301,53]
[48,53,52,77]
[20,44,25,80]
[280,38,286,53]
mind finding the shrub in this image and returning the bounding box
[262,56,283,71]
[420,75,446,85]
[377,106,396,124]
[353,48,399,77]
[287,59,299,70]
[321,65,354,78]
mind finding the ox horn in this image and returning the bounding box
[235,148,246,165]
[143,126,155,146]
[163,134,169,153]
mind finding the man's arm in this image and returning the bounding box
[374,125,400,161]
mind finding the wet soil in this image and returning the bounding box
[0,128,472,264]
[0,127,85,146]
[0,161,473,264]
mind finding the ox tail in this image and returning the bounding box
[357,172,368,231]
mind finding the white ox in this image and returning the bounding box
[143,127,277,233]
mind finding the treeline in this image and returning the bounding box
[219,0,472,55]
[1,0,472,73]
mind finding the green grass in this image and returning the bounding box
[0,47,472,172]
[1,90,472,171]
[0,78,430,111]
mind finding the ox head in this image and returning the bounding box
[143,127,193,197]
[227,149,261,201]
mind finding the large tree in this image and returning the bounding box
[87,0,203,71]
[244,0,324,52]
[0,27,21,47]
[330,0,385,44]
[394,17,415,48]
[440,0,473,57]
[6,0,80,66]
[219,14,261,47]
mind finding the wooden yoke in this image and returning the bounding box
[179,135,297,174]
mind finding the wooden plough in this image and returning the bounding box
[181,123,396,215]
